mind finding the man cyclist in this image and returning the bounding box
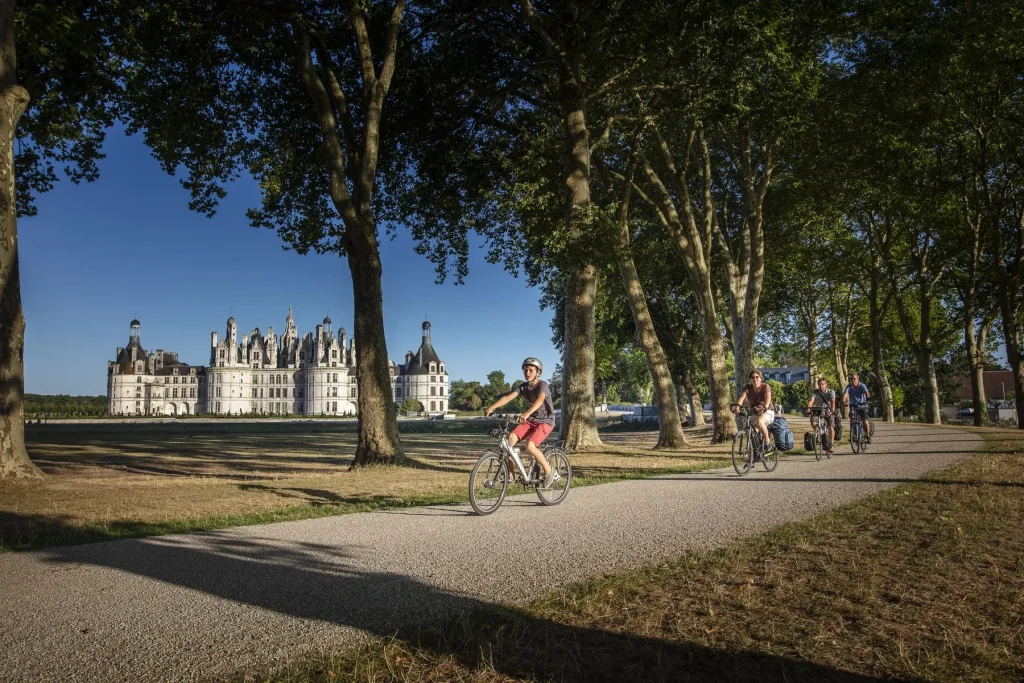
[485,357,559,488]
[843,373,872,443]
[734,370,775,454]
[806,377,836,455]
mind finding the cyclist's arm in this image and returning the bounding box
[735,389,749,411]
[486,389,521,415]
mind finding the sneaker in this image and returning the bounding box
[542,469,561,488]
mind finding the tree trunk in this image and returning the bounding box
[560,262,603,451]
[806,298,817,385]
[697,291,735,443]
[346,218,404,467]
[608,154,686,448]
[919,350,941,425]
[966,320,988,426]
[868,269,895,422]
[615,248,687,446]
[998,287,1024,429]
[680,363,705,427]
[0,0,41,479]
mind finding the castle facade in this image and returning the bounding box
[107,312,449,416]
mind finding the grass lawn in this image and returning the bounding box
[238,427,1024,683]
[1,420,734,551]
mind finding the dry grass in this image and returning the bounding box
[240,428,1024,683]
[0,421,732,551]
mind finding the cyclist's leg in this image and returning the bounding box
[858,406,870,439]
[756,412,773,449]
[524,423,554,480]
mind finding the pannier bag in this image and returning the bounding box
[803,431,815,452]
[822,430,833,450]
[776,427,795,451]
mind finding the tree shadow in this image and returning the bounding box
[31,533,894,682]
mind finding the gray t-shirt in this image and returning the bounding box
[810,388,835,409]
[516,380,555,425]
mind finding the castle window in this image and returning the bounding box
[252,388,257,398]
[332,387,338,397]
[173,377,178,384]
[332,401,337,412]
[350,387,356,398]
[190,388,196,398]
[173,389,178,398]
[440,386,445,395]
[219,350,225,358]
[332,350,337,358]
[297,387,304,398]
[216,387,221,398]
[396,388,403,398]
[430,376,436,382]
[165,377,170,384]
[430,401,436,411]
[333,373,338,383]
[192,377,196,383]
[137,377,141,383]
[431,386,436,396]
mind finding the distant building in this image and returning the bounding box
[953,370,1016,402]
[759,366,810,385]
[107,314,449,416]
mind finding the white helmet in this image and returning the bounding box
[521,357,543,375]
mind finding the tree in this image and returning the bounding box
[2,1,120,478]
[119,0,410,464]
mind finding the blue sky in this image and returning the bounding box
[20,129,559,396]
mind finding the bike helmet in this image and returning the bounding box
[521,357,543,375]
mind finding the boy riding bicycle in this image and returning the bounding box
[485,357,559,488]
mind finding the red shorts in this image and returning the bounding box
[511,420,554,446]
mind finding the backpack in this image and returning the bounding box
[803,431,815,452]
[834,420,843,442]
[776,427,795,451]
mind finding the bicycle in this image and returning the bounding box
[468,419,572,516]
[731,404,779,476]
[807,407,834,461]
[847,404,873,453]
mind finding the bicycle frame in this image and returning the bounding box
[499,434,533,482]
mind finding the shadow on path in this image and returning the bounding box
[37,534,893,682]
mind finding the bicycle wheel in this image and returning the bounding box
[762,441,779,472]
[469,451,509,516]
[850,424,861,454]
[732,431,752,476]
[860,426,870,453]
[535,448,572,506]
[813,425,823,461]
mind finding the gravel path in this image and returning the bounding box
[0,422,982,682]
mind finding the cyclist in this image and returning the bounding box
[843,373,872,443]
[485,357,558,488]
[806,377,836,455]
[734,369,775,453]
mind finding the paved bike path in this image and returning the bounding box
[0,422,982,682]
